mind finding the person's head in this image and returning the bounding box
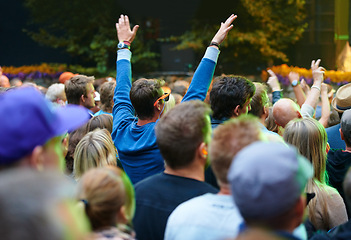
[0,75,10,88]
[210,75,255,120]
[130,78,168,120]
[59,72,77,84]
[0,87,90,171]
[249,82,270,119]
[86,114,113,134]
[284,118,327,183]
[155,100,212,170]
[0,168,90,240]
[73,128,117,180]
[46,83,67,106]
[10,78,23,87]
[210,115,262,187]
[65,75,95,109]
[273,98,302,128]
[340,109,351,147]
[228,142,313,232]
[99,81,116,113]
[77,167,129,230]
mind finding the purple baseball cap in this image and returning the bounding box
[0,87,90,164]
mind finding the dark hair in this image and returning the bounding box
[210,76,255,120]
[155,100,212,169]
[130,78,163,120]
[99,82,116,112]
[65,75,94,105]
[341,118,351,147]
[249,82,269,118]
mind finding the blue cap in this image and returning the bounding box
[0,87,90,164]
[228,142,313,219]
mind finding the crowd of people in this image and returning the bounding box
[2,13,351,240]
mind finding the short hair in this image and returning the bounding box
[130,78,164,120]
[249,82,269,118]
[65,75,94,105]
[210,115,261,186]
[86,114,113,133]
[210,75,256,119]
[99,81,116,112]
[77,167,126,230]
[155,100,212,169]
[0,169,81,240]
[45,83,65,102]
[341,113,351,147]
[73,128,117,180]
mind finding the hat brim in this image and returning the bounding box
[332,97,345,113]
[54,105,90,136]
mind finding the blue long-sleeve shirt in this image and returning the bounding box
[112,47,219,184]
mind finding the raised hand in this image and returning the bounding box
[311,59,325,84]
[211,14,237,45]
[267,69,281,92]
[116,14,139,43]
[288,71,299,84]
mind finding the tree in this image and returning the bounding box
[23,0,158,75]
[166,0,307,74]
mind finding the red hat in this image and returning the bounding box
[59,72,78,84]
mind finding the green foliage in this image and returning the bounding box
[23,0,159,75]
[164,0,307,73]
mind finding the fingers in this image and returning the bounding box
[267,69,276,77]
[315,59,321,67]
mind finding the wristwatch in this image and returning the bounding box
[291,79,299,87]
[117,42,130,50]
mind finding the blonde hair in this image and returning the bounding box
[283,118,330,228]
[74,129,117,180]
[77,167,126,230]
[210,115,261,186]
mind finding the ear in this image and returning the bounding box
[198,142,208,160]
[117,205,128,225]
[233,105,241,117]
[340,128,345,141]
[263,106,269,119]
[80,94,85,104]
[29,146,44,171]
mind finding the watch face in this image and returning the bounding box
[117,42,124,48]
[292,80,299,87]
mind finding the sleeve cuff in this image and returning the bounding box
[117,49,132,61]
[204,47,220,63]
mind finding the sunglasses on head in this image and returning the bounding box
[154,92,170,106]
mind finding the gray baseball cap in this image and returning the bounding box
[341,109,351,138]
[228,142,313,219]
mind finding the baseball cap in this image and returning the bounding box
[332,83,351,113]
[228,142,313,219]
[0,87,90,164]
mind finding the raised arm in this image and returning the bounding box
[288,71,306,107]
[319,83,330,128]
[182,14,237,102]
[112,15,139,125]
[301,59,325,118]
[267,69,282,105]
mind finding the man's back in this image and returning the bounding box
[326,123,346,150]
[133,173,217,240]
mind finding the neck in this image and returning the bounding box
[217,184,231,195]
[137,114,159,126]
[164,163,205,182]
[345,145,351,152]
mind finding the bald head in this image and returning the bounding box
[0,75,10,88]
[273,98,301,128]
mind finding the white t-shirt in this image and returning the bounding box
[164,193,243,240]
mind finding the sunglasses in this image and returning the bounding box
[153,92,170,106]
